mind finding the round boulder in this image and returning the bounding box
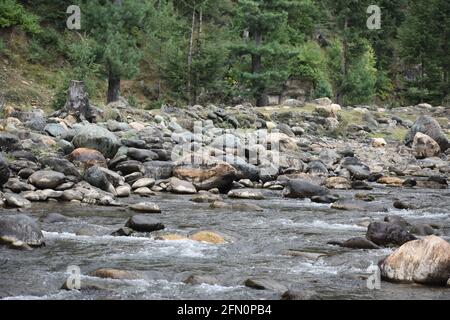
[28,170,66,189]
[379,235,450,286]
[125,215,165,232]
[0,214,45,247]
[72,124,120,158]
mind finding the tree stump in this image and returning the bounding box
[64,80,94,122]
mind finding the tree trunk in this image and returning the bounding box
[64,80,93,122]
[106,0,123,104]
[187,4,196,106]
[107,72,121,104]
[252,29,264,106]
[337,18,349,105]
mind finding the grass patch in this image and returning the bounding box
[368,127,407,142]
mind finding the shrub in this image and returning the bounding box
[0,0,40,34]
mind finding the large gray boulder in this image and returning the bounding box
[28,170,66,189]
[340,157,371,181]
[221,155,260,181]
[366,222,416,247]
[84,166,115,193]
[169,177,197,194]
[282,179,329,199]
[72,124,120,158]
[143,161,174,180]
[405,115,450,152]
[0,214,45,247]
[125,215,165,232]
[39,157,81,179]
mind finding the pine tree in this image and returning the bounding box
[81,0,151,103]
[398,0,446,104]
[231,0,300,106]
[322,0,378,105]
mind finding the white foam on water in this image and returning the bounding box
[272,198,332,209]
[195,283,242,293]
[43,231,153,244]
[108,239,219,260]
[273,219,366,231]
[290,261,340,275]
[374,209,450,219]
[2,291,75,300]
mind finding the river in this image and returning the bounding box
[1,187,449,300]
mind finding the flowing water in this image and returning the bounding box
[1,187,450,300]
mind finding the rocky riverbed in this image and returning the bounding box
[0,98,449,299]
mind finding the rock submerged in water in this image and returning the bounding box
[156,234,189,241]
[281,290,320,300]
[129,202,161,213]
[190,231,225,244]
[111,227,133,237]
[328,237,380,250]
[190,192,222,203]
[282,179,329,199]
[89,268,141,280]
[379,235,450,286]
[125,215,165,232]
[331,199,388,212]
[0,214,45,248]
[366,222,416,247]
[184,275,220,286]
[244,278,287,292]
[227,189,265,200]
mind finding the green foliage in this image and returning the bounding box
[74,0,153,103]
[314,77,333,99]
[325,39,344,98]
[398,0,450,105]
[27,28,65,64]
[291,41,333,98]
[2,0,450,108]
[0,39,5,54]
[53,37,100,110]
[231,0,309,105]
[342,44,377,105]
[0,0,41,34]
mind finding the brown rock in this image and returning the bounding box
[173,163,237,193]
[190,231,226,244]
[379,235,450,285]
[68,148,107,168]
[377,176,404,186]
[90,268,140,280]
[412,132,441,159]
